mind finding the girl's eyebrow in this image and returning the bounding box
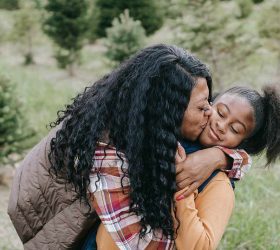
[221,103,230,113]
[222,103,247,132]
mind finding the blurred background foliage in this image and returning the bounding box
[0,0,279,249]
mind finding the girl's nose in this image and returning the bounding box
[216,120,226,134]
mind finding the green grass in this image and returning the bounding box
[219,159,280,250]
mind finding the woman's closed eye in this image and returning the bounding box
[199,105,210,112]
[198,106,205,111]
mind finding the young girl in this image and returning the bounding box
[93,85,280,250]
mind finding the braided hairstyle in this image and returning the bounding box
[48,44,212,238]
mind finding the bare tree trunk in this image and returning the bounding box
[25,32,34,65]
[68,63,75,77]
[277,52,280,77]
[67,50,75,76]
[209,47,222,90]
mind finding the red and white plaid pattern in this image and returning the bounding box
[89,143,251,250]
[89,143,174,249]
[215,146,252,180]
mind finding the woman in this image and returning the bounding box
[8,44,247,249]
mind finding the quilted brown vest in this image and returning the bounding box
[7,127,98,249]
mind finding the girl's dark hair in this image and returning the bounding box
[220,85,280,165]
[48,44,212,238]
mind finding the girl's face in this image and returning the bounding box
[181,78,212,141]
[199,93,255,148]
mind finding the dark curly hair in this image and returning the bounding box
[48,44,212,238]
[217,85,280,165]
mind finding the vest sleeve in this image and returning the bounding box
[175,172,235,250]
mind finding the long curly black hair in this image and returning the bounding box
[48,44,212,238]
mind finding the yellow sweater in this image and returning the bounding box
[96,172,235,250]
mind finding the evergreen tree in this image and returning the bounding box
[0,74,33,162]
[12,2,40,65]
[258,0,280,74]
[252,0,264,4]
[93,0,163,37]
[174,0,258,88]
[237,0,253,19]
[160,0,190,19]
[0,0,19,10]
[105,9,146,63]
[43,0,88,75]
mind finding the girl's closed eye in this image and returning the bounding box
[217,109,224,118]
[231,126,239,134]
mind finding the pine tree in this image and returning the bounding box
[93,0,163,37]
[105,9,146,63]
[252,0,264,4]
[174,0,258,88]
[43,0,88,75]
[0,0,19,10]
[0,74,33,161]
[237,0,253,19]
[258,0,280,74]
[12,2,40,65]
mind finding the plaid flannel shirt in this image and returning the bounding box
[89,143,251,250]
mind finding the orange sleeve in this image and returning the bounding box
[175,172,235,250]
[96,224,119,250]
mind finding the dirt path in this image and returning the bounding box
[0,186,22,250]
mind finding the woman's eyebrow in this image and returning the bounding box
[197,96,209,103]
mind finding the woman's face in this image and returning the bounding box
[199,94,255,148]
[180,78,212,141]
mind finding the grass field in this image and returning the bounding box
[219,162,280,250]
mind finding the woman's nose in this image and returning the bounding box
[204,104,213,117]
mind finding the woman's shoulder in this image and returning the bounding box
[197,171,234,203]
[210,171,231,183]
[204,171,233,192]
